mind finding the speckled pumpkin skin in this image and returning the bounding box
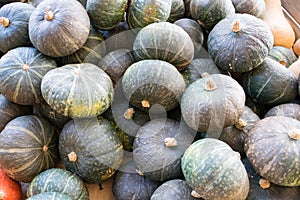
[181,138,249,200]
[264,103,300,120]
[232,0,266,19]
[244,116,300,186]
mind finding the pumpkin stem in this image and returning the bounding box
[68,152,77,162]
[141,100,150,108]
[164,137,178,147]
[44,6,54,21]
[279,60,286,67]
[201,72,210,78]
[22,64,30,71]
[124,108,135,119]
[231,19,241,33]
[42,145,48,152]
[288,130,300,140]
[205,79,217,91]
[235,118,247,130]
[191,190,202,198]
[259,178,271,189]
[0,17,9,27]
[136,169,144,176]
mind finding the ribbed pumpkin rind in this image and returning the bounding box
[27,192,73,200]
[268,46,297,68]
[231,0,266,19]
[264,103,300,120]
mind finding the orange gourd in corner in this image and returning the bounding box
[293,38,300,56]
[263,0,295,48]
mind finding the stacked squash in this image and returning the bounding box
[0,0,299,200]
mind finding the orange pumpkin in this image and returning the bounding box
[0,169,22,200]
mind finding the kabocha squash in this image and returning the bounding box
[0,115,59,183]
[41,63,114,118]
[180,74,245,135]
[27,0,87,7]
[263,0,295,48]
[133,118,195,182]
[264,103,300,120]
[219,106,260,157]
[189,0,235,30]
[168,0,185,23]
[28,0,90,57]
[59,116,123,183]
[0,169,22,200]
[122,60,186,112]
[151,179,196,200]
[268,46,297,67]
[244,116,300,186]
[27,192,73,200]
[181,138,249,199]
[27,168,89,200]
[207,13,274,73]
[183,0,191,17]
[127,0,172,29]
[242,157,300,200]
[0,2,34,53]
[231,0,266,19]
[0,93,32,132]
[133,22,194,70]
[0,47,57,105]
[86,0,127,30]
[242,58,298,105]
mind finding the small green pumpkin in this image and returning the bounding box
[231,0,266,19]
[268,45,297,67]
[27,168,89,200]
[27,192,73,200]
[0,2,35,53]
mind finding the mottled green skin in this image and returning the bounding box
[27,168,89,200]
[59,117,123,184]
[219,106,260,157]
[0,2,34,53]
[0,94,32,132]
[181,138,249,200]
[242,158,300,200]
[190,0,235,30]
[268,46,297,68]
[133,118,194,182]
[0,47,57,105]
[245,116,300,187]
[232,0,265,19]
[264,103,300,120]
[133,22,194,70]
[27,192,73,200]
[242,58,298,105]
[87,0,127,30]
[168,0,185,22]
[208,13,274,73]
[122,60,186,112]
[151,179,197,200]
[180,74,245,134]
[127,0,172,29]
[29,0,90,57]
[41,63,114,118]
[0,115,59,183]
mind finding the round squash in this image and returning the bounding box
[27,0,87,7]
[41,63,114,118]
[127,0,172,29]
[207,13,274,73]
[242,58,298,105]
[133,22,194,70]
[28,0,90,57]
[268,46,297,67]
[231,0,266,19]
[133,118,195,182]
[86,0,127,30]
[0,115,59,183]
[27,168,89,200]
[0,169,22,200]
[264,103,300,120]
[168,0,185,23]
[0,2,34,53]
[0,47,57,105]
[189,0,235,30]
[59,116,123,183]
[180,74,245,135]
[151,179,196,200]
[122,59,186,112]
[244,116,300,186]
[0,93,32,132]
[181,138,249,199]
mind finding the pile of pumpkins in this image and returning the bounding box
[0,0,300,199]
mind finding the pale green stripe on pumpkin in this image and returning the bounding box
[81,46,103,59]
[61,175,75,195]
[267,82,289,104]
[42,168,58,193]
[0,70,20,89]
[23,72,39,104]
[5,125,42,144]
[32,115,46,144]
[88,35,104,41]
[254,75,273,101]
[0,107,15,118]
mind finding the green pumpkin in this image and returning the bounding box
[168,0,185,22]
[27,192,73,200]
[208,13,274,73]
[0,47,57,105]
[268,46,297,67]
[0,115,59,183]
[181,138,249,199]
[0,2,34,53]
[41,63,114,118]
[264,103,300,120]
[27,168,89,200]
[232,0,266,19]
[29,0,90,57]
[59,116,123,183]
